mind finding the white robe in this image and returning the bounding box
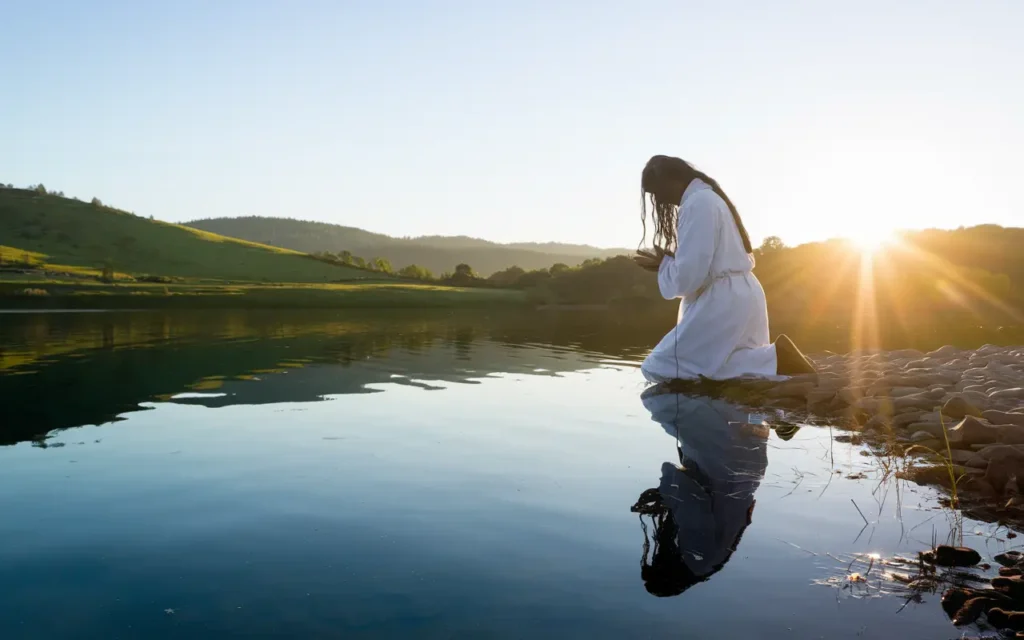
[641,179,778,382]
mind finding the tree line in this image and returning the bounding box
[294,226,1024,322]
[511,228,1023,323]
[0,182,147,217]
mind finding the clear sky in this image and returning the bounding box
[2,0,1021,248]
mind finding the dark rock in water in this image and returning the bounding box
[903,465,979,490]
[942,587,975,619]
[953,596,1001,626]
[992,575,1024,598]
[986,608,1024,632]
[999,567,1024,577]
[995,551,1024,568]
[922,545,982,567]
[943,396,984,420]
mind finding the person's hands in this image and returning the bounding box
[633,247,670,272]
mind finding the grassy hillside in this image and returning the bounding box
[0,189,367,282]
[185,216,626,276]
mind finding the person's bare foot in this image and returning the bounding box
[775,334,816,375]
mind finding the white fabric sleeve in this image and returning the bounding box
[657,191,719,300]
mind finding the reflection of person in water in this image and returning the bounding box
[631,387,770,597]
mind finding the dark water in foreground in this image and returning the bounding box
[0,310,1019,639]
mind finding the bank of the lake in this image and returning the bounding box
[0,280,527,310]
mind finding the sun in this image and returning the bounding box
[845,229,896,254]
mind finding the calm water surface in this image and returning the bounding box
[0,311,1015,639]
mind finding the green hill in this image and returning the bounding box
[184,216,626,276]
[0,188,367,282]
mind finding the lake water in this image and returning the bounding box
[0,310,1015,639]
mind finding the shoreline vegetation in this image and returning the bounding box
[0,279,525,310]
[2,185,1022,317]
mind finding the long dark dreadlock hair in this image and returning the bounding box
[639,155,753,254]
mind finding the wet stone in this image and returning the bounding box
[921,545,982,567]
[986,608,1024,632]
[995,551,1024,568]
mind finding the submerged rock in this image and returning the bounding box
[942,587,975,619]
[953,596,1001,626]
[987,608,1024,632]
[995,551,1024,568]
[921,545,982,567]
[991,575,1024,598]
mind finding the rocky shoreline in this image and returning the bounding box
[665,344,1024,521]
[800,345,1023,505]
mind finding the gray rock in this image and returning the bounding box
[863,415,890,432]
[894,392,942,412]
[907,421,948,440]
[893,412,925,429]
[904,464,973,489]
[838,387,868,405]
[888,348,925,359]
[976,444,1024,459]
[928,345,958,358]
[947,416,999,447]
[952,449,987,469]
[913,438,944,452]
[957,390,990,409]
[998,425,1024,445]
[983,411,1024,428]
[990,387,1024,401]
[986,456,1024,496]
[911,430,936,443]
[806,389,836,405]
[768,381,816,399]
[942,396,984,420]
[888,386,926,397]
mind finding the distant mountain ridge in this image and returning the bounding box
[185,216,628,276]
